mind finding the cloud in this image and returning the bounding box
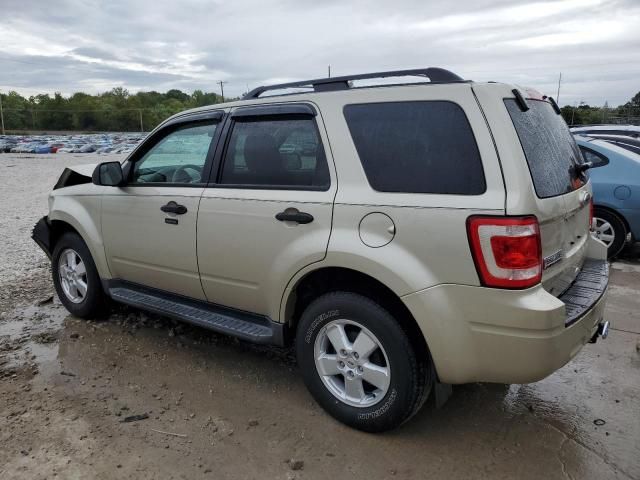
[0,0,638,105]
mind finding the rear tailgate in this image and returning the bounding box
[473,83,592,296]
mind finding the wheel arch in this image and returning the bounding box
[283,266,431,368]
[593,204,631,234]
[49,202,111,279]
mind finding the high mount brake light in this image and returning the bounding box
[467,216,542,289]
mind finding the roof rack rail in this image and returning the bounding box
[243,67,465,99]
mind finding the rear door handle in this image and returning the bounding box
[275,208,314,224]
[161,201,188,215]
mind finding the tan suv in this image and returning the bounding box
[32,68,610,432]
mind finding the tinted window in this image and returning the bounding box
[505,99,586,198]
[579,146,609,168]
[343,102,485,194]
[132,122,217,184]
[220,117,329,188]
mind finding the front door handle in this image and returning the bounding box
[275,208,314,224]
[161,201,188,215]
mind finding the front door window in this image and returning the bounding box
[132,122,218,184]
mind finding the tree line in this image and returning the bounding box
[0,88,230,133]
[1,87,639,133]
[559,90,640,126]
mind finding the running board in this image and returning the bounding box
[107,282,285,346]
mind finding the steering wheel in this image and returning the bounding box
[172,164,203,183]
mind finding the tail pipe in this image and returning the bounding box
[589,320,610,343]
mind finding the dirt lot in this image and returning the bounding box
[1,153,639,480]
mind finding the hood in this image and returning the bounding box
[68,163,99,177]
[53,163,97,190]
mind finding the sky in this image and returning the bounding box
[0,0,639,106]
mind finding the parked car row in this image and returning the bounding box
[569,125,640,258]
[0,133,146,155]
[571,133,640,258]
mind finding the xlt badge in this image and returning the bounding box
[543,250,563,269]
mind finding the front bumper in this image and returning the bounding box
[402,260,609,385]
[32,216,53,259]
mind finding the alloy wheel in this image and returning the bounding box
[593,217,615,247]
[313,319,391,408]
[58,248,88,304]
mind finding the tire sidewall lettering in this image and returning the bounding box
[304,309,340,344]
[357,388,398,421]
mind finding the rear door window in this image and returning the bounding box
[505,99,585,198]
[219,116,330,189]
[343,101,486,195]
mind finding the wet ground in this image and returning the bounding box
[1,153,639,479]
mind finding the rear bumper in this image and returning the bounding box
[560,259,608,327]
[32,216,53,259]
[402,260,609,385]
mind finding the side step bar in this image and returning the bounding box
[107,282,285,346]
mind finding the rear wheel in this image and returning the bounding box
[296,292,433,432]
[593,208,627,259]
[52,232,107,318]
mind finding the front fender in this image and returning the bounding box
[49,194,111,279]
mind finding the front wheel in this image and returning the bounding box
[593,208,627,259]
[296,292,433,432]
[52,232,107,318]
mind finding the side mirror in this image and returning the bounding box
[92,161,125,186]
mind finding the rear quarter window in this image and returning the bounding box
[343,101,486,195]
[505,99,585,198]
[579,146,609,168]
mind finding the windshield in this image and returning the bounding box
[505,99,586,198]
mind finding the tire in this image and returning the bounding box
[593,208,627,259]
[296,292,433,432]
[52,232,107,318]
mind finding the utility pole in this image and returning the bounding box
[328,65,331,78]
[556,72,562,105]
[0,92,5,135]
[138,109,144,132]
[217,81,227,102]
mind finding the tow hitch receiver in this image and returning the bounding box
[590,320,610,343]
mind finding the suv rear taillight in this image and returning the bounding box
[467,216,542,289]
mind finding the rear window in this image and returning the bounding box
[343,101,486,195]
[505,99,585,198]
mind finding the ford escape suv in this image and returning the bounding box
[32,68,610,432]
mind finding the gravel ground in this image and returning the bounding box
[1,152,639,480]
[0,153,125,309]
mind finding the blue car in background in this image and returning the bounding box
[574,135,640,258]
